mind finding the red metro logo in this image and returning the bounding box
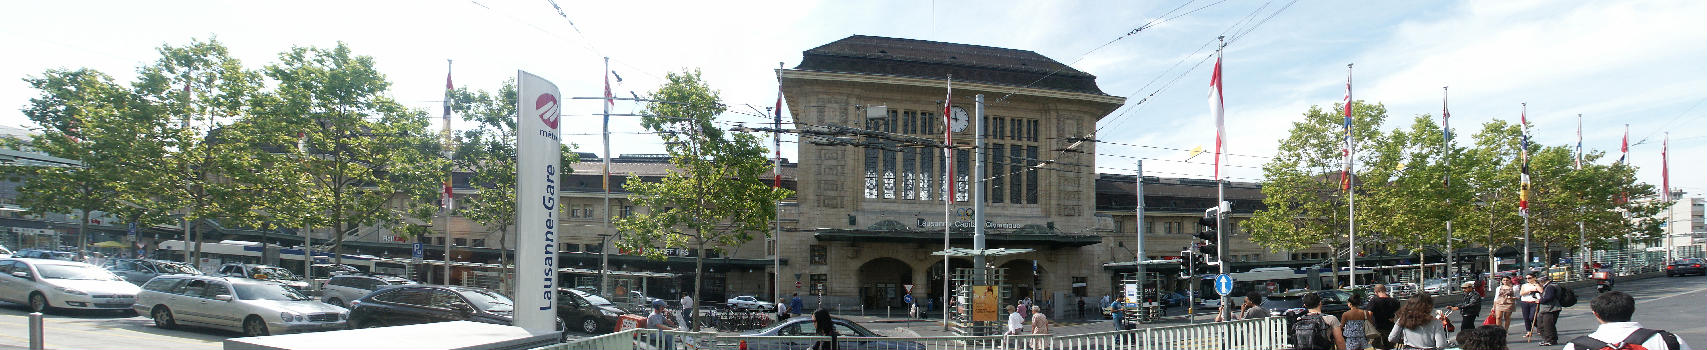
[535,93,560,130]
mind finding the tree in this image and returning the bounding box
[15,68,134,257]
[615,69,792,329]
[1243,100,1388,286]
[448,80,577,286]
[248,42,445,265]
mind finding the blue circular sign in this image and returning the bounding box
[1214,274,1235,296]
[903,294,914,304]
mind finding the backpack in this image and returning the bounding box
[1568,328,1681,350]
[1557,286,1578,307]
[1292,313,1332,350]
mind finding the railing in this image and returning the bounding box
[539,316,1288,350]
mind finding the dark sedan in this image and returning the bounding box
[1262,290,1351,319]
[1666,258,1705,277]
[559,288,625,334]
[741,316,923,350]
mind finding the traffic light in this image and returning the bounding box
[1178,250,1193,278]
[1195,216,1220,256]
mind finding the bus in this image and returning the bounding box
[154,240,407,277]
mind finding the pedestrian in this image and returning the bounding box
[1077,297,1086,319]
[1031,304,1051,349]
[1385,294,1449,350]
[1446,281,1482,332]
[1533,275,1562,346]
[1490,277,1517,331]
[791,293,806,316]
[645,300,676,349]
[1006,305,1026,335]
[778,298,791,321]
[1110,298,1125,331]
[1238,290,1270,320]
[1342,293,1372,350]
[1363,284,1404,350]
[1562,291,1690,350]
[908,300,919,319]
[1454,325,1508,350]
[812,309,839,350]
[1519,274,1541,341]
[679,293,695,330]
[1294,293,1345,350]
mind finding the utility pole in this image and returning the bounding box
[972,94,987,286]
[297,132,312,285]
[600,57,613,296]
[1134,160,1146,309]
[1346,62,1358,289]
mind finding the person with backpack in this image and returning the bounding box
[1342,293,1373,350]
[1563,291,1691,350]
[1292,293,1344,350]
[1534,276,1566,346]
[1364,284,1404,350]
[1387,294,1450,350]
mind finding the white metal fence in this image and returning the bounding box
[536,316,1287,350]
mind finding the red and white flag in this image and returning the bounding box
[1340,67,1354,191]
[442,180,454,212]
[1662,133,1670,202]
[1619,124,1628,164]
[604,70,615,107]
[1208,56,1225,180]
[943,75,955,202]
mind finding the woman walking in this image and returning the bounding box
[1342,293,1372,350]
[1387,294,1450,350]
[1518,275,1542,341]
[1490,277,1517,331]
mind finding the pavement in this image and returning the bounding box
[1500,274,1704,350]
[0,303,226,350]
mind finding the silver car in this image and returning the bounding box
[133,275,348,337]
[320,274,415,308]
[0,258,142,313]
[103,259,203,285]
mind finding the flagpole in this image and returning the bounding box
[772,62,784,307]
[443,59,454,286]
[1213,36,1230,321]
[1347,63,1358,289]
[1443,86,1453,290]
[600,57,613,295]
[941,74,953,331]
[1521,103,1531,275]
[1577,114,1587,273]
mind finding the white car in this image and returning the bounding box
[0,244,11,258]
[320,274,415,308]
[134,275,348,336]
[726,295,775,311]
[0,258,142,313]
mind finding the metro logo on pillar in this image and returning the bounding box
[514,70,562,333]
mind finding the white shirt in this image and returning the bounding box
[681,296,693,309]
[1008,312,1026,333]
[1563,322,1692,350]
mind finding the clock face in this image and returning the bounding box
[950,106,970,133]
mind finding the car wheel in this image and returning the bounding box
[27,293,49,313]
[152,306,177,329]
[243,316,270,337]
[327,298,344,308]
[581,318,599,334]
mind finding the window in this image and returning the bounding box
[1027,120,1038,141]
[810,274,828,295]
[1146,221,1155,234]
[902,148,916,200]
[990,145,1004,203]
[1010,144,1023,203]
[1025,146,1039,204]
[1011,118,1023,140]
[430,290,472,310]
[454,238,467,247]
[922,112,936,135]
[920,149,934,201]
[992,117,1005,140]
[472,239,486,247]
[620,206,633,218]
[374,288,432,307]
[1072,277,1088,297]
[810,245,827,265]
[882,142,896,199]
[955,149,970,202]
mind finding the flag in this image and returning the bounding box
[773,85,783,189]
[1340,67,1354,191]
[1662,133,1670,202]
[604,69,616,107]
[1575,114,1583,169]
[1442,86,1451,188]
[943,75,955,202]
[1619,124,1628,164]
[1208,56,1225,180]
[1519,104,1530,217]
[442,180,454,212]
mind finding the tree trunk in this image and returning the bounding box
[1328,243,1342,288]
[77,207,89,260]
[693,237,705,332]
[499,225,510,296]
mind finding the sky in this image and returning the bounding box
[1,0,1703,198]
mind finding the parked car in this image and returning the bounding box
[0,258,142,313]
[743,316,923,350]
[103,259,203,285]
[1421,278,1450,295]
[347,285,563,335]
[558,288,625,334]
[12,249,77,261]
[1159,291,1189,307]
[726,295,776,311]
[321,274,416,308]
[1666,258,1705,277]
[1262,289,1352,319]
[0,244,12,258]
[217,263,312,293]
[622,291,663,313]
[133,275,347,336]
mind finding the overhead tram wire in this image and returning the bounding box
[1060,137,1273,160]
[989,0,1225,105]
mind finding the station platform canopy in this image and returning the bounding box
[929,248,1035,257]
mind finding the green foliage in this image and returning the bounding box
[449,79,578,243]
[14,68,133,253]
[615,69,792,323]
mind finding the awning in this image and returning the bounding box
[929,248,1035,257]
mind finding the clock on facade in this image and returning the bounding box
[950,106,970,133]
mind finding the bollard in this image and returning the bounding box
[29,312,44,350]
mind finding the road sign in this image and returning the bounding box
[412,242,424,260]
[903,294,914,304]
[795,281,803,289]
[1214,274,1234,296]
[904,284,913,293]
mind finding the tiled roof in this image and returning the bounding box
[794,35,1109,95]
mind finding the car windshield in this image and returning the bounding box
[582,293,615,306]
[234,283,313,301]
[36,264,122,281]
[156,262,201,275]
[458,289,514,312]
[253,266,300,280]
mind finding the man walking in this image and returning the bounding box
[1446,281,1482,332]
[1362,284,1403,350]
[1534,276,1563,345]
[679,293,695,331]
[1563,291,1691,350]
